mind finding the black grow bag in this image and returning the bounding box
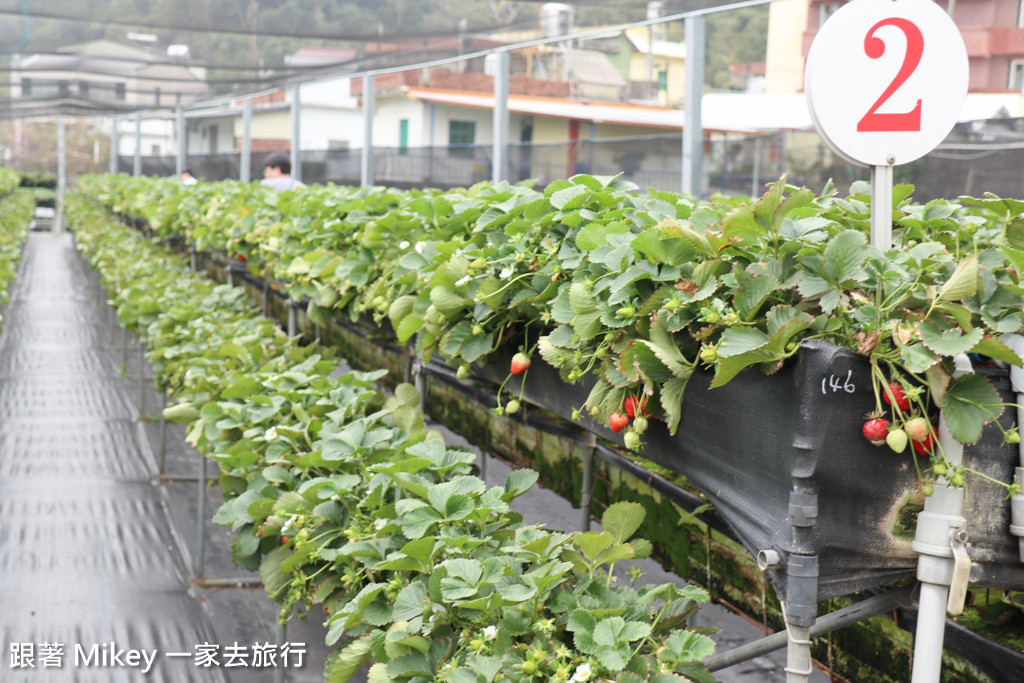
[481,339,1024,624]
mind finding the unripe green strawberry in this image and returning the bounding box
[886,428,908,453]
[632,416,649,435]
[504,399,520,414]
[521,660,536,675]
[922,483,934,497]
[456,364,471,379]
[624,430,641,450]
[949,472,964,487]
[470,257,488,270]
[932,462,947,477]
[472,324,484,336]
[904,417,931,443]
[700,345,718,364]
[1006,429,1021,445]
[616,305,635,318]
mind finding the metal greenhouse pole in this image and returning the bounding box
[291,85,302,183]
[133,113,142,177]
[682,15,704,197]
[240,96,253,183]
[55,115,65,234]
[361,74,375,186]
[176,106,186,177]
[492,50,510,184]
[110,116,119,174]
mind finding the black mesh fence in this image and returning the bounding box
[116,120,1024,200]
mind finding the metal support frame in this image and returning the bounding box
[580,432,597,531]
[138,339,146,415]
[287,299,298,337]
[195,448,208,577]
[706,584,916,673]
[159,389,168,475]
[492,50,510,184]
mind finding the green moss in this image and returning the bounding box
[891,496,924,541]
[954,602,1024,652]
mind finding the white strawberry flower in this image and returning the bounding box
[499,267,513,279]
[455,275,471,287]
[571,662,592,681]
[265,426,278,440]
[482,625,498,640]
[414,241,427,253]
[399,240,410,249]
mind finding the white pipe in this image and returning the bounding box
[909,354,972,683]
[911,583,949,683]
[785,624,813,683]
[1002,334,1024,561]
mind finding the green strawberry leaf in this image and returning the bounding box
[969,335,1023,366]
[933,253,979,305]
[660,376,689,434]
[324,635,374,683]
[602,502,646,545]
[918,320,984,357]
[942,374,1004,445]
[734,275,777,321]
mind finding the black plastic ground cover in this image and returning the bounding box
[0,233,327,683]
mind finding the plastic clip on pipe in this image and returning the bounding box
[1002,334,1024,562]
[909,353,973,683]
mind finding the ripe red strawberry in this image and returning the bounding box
[904,417,931,443]
[882,382,911,412]
[624,396,648,419]
[609,412,630,433]
[912,433,936,456]
[510,353,531,375]
[862,418,889,446]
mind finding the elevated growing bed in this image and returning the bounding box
[177,239,1024,683]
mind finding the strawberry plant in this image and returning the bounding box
[66,192,720,683]
[78,171,1024,501]
[0,183,35,326]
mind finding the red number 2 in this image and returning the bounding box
[856,18,924,132]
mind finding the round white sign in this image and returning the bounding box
[804,0,968,167]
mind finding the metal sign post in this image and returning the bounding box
[870,163,893,248]
[804,1,969,681]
